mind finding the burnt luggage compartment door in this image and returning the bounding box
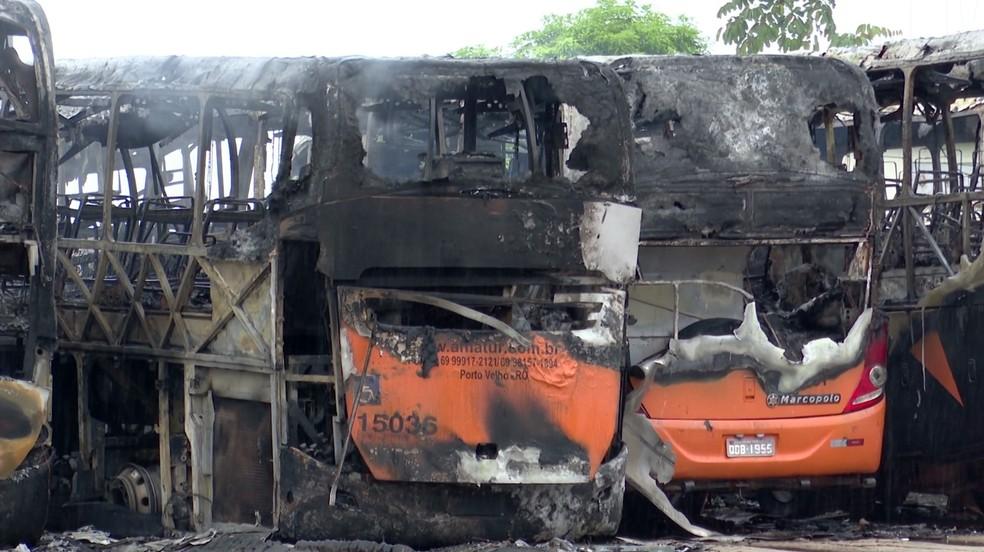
[0,0,57,383]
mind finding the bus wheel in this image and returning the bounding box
[757,489,831,518]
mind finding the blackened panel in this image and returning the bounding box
[318,196,585,280]
[889,288,984,461]
[278,446,625,547]
[753,189,869,234]
[638,190,745,239]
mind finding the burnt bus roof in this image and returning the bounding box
[55,56,633,198]
[830,29,984,72]
[611,55,882,242]
[55,56,324,98]
[828,30,984,106]
[54,56,628,97]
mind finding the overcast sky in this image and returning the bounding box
[38,0,984,59]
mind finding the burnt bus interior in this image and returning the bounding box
[611,55,881,371]
[856,35,984,304]
[48,56,321,533]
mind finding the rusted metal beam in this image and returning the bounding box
[941,99,960,192]
[160,256,200,350]
[147,253,194,350]
[74,354,91,471]
[157,361,174,530]
[634,279,755,301]
[57,340,270,371]
[57,239,207,257]
[105,250,157,348]
[56,249,116,343]
[518,83,540,175]
[192,262,271,354]
[251,118,266,199]
[880,190,984,208]
[191,98,212,247]
[196,259,271,358]
[639,236,869,247]
[216,107,241,199]
[270,369,285,524]
[284,373,335,383]
[824,109,836,165]
[909,207,956,276]
[326,284,346,466]
[120,147,139,205]
[878,207,901,270]
[102,93,121,235]
[184,363,214,530]
[902,67,917,301]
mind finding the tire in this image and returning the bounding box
[757,489,802,518]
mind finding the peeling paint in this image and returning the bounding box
[455,445,590,484]
[579,202,641,284]
[661,303,873,394]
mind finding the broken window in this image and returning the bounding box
[809,106,864,173]
[359,286,602,333]
[0,22,37,122]
[628,243,870,364]
[356,76,575,185]
[56,96,309,244]
[618,57,880,184]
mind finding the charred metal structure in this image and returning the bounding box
[0,0,56,546]
[280,58,638,546]
[45,53,640,546]
[833,33,984,507]
[611,55,886,521]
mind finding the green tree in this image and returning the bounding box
[514,0,706,57]
[828,23,898,48]
[717,0,897,54]
[453,0,706,59]
[451,44,503,59]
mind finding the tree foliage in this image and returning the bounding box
[451,44,503,59]
[828,23,898,48]
[717,0,897,54]
[453,0,706,59]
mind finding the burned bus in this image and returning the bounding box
[47,52,641,544]
[278,58,640,545]
[840,32,984,514]
[0,0,57,546]
[612,55,886,519]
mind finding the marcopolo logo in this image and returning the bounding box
[766,392,841,407]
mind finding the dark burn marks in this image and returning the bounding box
[278,446,625,547]
[0,394,32,440]
[485,395,587,468]
[613,55,880,241]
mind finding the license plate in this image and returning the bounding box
[726,436,776,458]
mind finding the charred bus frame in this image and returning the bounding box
[839,32,984,511]
[0,0,57,545]
[49,55,641,545]
[611,55,887,520]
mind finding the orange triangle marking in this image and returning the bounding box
[911,330,964,407]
